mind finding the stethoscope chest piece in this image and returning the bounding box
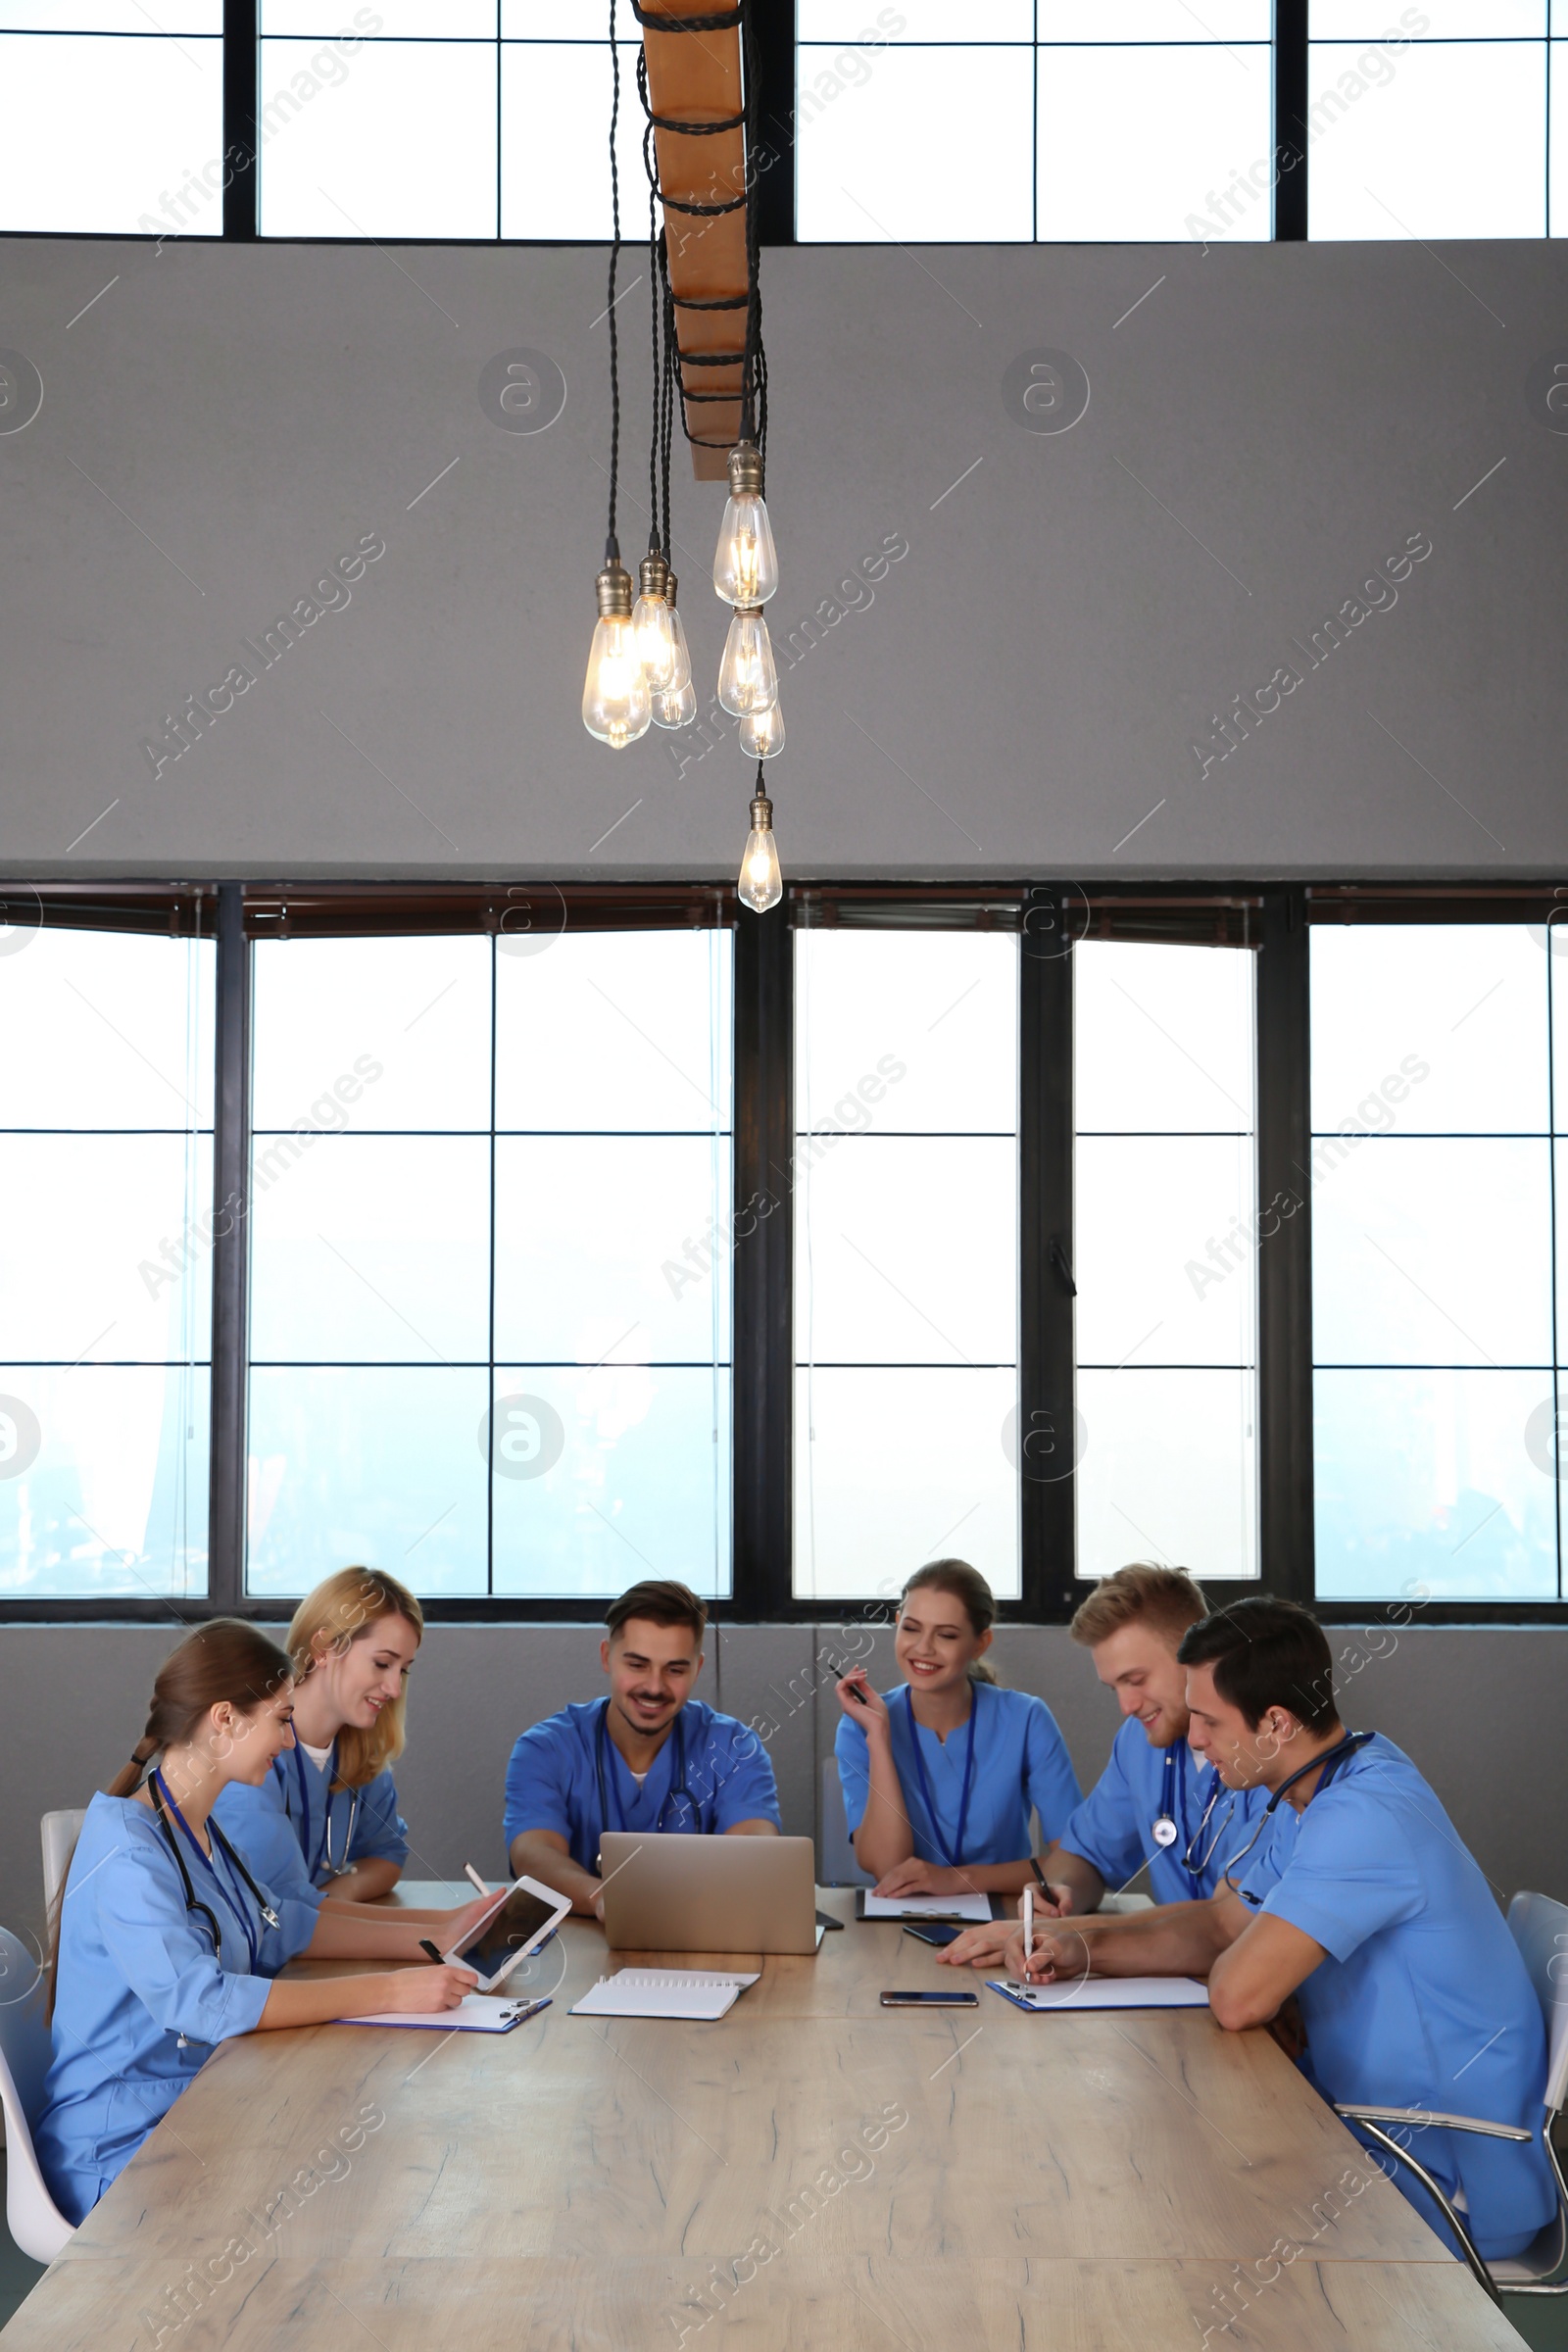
[1152,1814,1179,1847]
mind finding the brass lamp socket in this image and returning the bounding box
[665,571,680,610]
[727,442,764,498]
[637,552,670,602]
[595,560,633,619]
[749,792,774,832]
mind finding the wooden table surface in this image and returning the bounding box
[1,1885,1530,2352]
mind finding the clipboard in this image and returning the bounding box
[854,1890,997,1924]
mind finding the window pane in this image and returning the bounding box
[0,1136,213,1366]
[494,1137,732,1366]
[798,2,1032,33]
[1315,1368,1556,1601]
[500,40,649,241]
[1041,0,1269,26]
[797,44,1033,242]
[1,929,214,1131]
[495,931,732,1133]
[0,1365,209,1599]
[1039,43,1272,242]
[248,1367,488,1597]
[260,37,497,237]
[248,1136,490,1364]
[0,3,220,25]
[263,3,491,27]
[1074,941,1257,1581]
[253,936,491,1131]
[1551,928,1568,1126]
[1075,940,1253,1132]
[1077,1367,1257,1581]
[1312,1138,1551,1368]
[491,1367,730,1599]
[795,931,1016,1134]
[794,1366,1020,1602]
[1312,2,1543,30]
[1308,40,1545,239]
[795,929,1019,1598]
[1311,925,1547,1135]
[0,33,222,233]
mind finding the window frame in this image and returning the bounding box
[2,876,1565,1627]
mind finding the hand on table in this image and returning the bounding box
[1004,1922,1094,1986]
[872,1858,962,1900]
[936,1923,1014,1971]
[384,1964,478,2015]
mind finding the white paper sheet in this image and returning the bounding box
[570,1969,761,2021]
[861,1892,993,1922]
[988,1976,1209,2011]
[340,1992,536,2031]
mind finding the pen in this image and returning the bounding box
[419,1938,444,1965]
[1022,1886,1034,1981]
[465,1863,490,1897]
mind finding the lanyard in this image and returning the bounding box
[903,1684,981,1871]
[152,1769,263,1974]
[1153,1741,1188,1847]
[597,1702,693,1836]
[285,1741,358,1883]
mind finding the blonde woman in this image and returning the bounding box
[213,1567,422,1906]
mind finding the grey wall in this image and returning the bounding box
[2,1622,1559,1951]
[1,237,1566,881]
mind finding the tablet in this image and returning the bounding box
[442,1876,572,1993]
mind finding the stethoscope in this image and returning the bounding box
[276,1740,360,1884]
[904,1682,982,1871]
[595,1699,700,1835]
[147,1767,279,1980]
[1183,1729,1377,1887]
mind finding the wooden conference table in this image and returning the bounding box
[0,1884,1532,2352]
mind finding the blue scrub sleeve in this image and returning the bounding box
[834,1713,871,1838]
[213,1784,324,1955]
[1056,1739,1145,1887]
[99,1848,273,2043]
[1256,1795,1425,1961]
[503,1723,574,1849]
[1021,1698,1083,1845]
[350,1770,410,1868]
[706,1723,782,1831]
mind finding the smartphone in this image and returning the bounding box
[880,1988,979,2007]
[902,1921,961,1948]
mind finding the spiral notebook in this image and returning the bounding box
[570,1970,760,2021]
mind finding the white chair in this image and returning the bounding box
[1334,1888,1568,2304]
[40,1811,85,1923]
[818,1758,872,1886]
[0,1924,74,2264]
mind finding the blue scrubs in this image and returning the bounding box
[1235,1734,1555,2261]
[1059,1716,1276,1904]
[36,1791,316,2226]
[835,1683,1081,1870]
[214,1743,409,1915]
[504,1697,782,1874]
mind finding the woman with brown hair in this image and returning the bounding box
[214,1567,423,1905]
[834,1559,1081,1900]
[34,1619,486,2228]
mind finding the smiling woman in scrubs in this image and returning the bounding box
[36,1620,487,2228]
[214,1567,421,1907]
[833,1560,1081,1898]
[993,1596,1555,2263]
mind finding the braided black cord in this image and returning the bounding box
[642,49,662,549]
[659,234,677,560]
[606,0,623,561]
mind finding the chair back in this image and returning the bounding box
[1507,1890,1568,2115]
[819,1756,872,1886]
[0,1923,74,2263]
[40,1809,86,1922]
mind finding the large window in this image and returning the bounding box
[1311,921,1564,1601]
[246,924,733,1600]
[1074,939,1258,1582]
[0,919,214,1598]
[793,923,1019,1601]
[4,885,1567,1624]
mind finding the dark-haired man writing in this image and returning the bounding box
[504,1579,779,1917]
[989,1596,1554,2262]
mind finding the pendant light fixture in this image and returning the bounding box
[737,767,782,914]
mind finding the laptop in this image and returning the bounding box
[598,1833,820,1955]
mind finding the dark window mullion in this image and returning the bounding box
[732,903,792,1610]
[1274,0,1308,240]
[1255,886,1314,1602]
[208,884,250,1605]
[223,0,259,238]
[1019,888,1076,1619]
